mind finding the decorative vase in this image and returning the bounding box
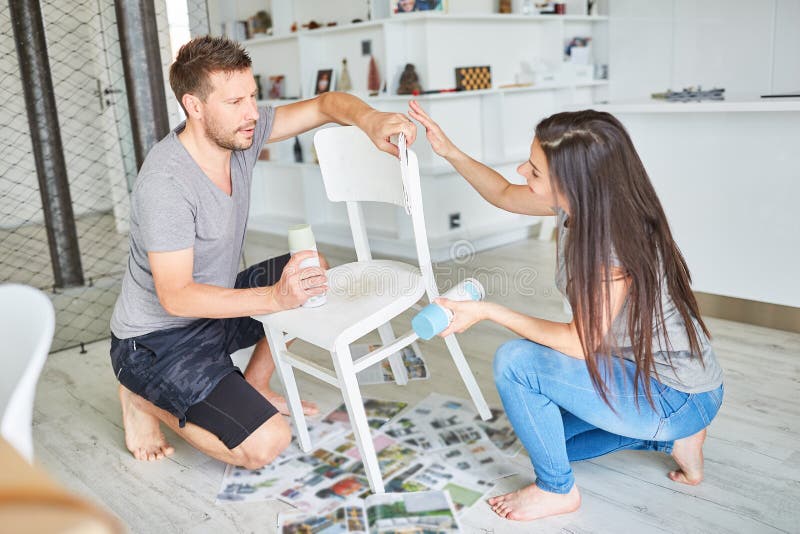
[367,55,380,96]
[339,58,352,92]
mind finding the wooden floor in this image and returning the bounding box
[34,232,800,533]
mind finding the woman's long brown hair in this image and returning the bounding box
[535,110,710,407]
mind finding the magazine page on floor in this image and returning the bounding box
[279,490,462,533]
[354,343,429,386]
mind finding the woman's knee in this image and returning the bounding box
[493,338,544,385]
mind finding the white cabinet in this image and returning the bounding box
[212,2,610,261]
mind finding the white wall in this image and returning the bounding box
[772,0,800,93]
[603,0,800,307]
[609,0,800,100]
[608,111,800,308]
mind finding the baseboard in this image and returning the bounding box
[695,292,800,333]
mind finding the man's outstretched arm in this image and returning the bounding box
[267,91,417,157]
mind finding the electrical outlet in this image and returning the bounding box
[361,39,372,56]
[449,212,461,229]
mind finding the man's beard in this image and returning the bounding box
[204,115,255,151]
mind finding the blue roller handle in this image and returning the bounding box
[412,279,484,340]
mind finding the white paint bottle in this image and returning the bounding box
[287,224,326,308]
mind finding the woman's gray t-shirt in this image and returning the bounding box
[110,107,275,338]
[554,208,723,393]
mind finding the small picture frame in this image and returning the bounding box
[268,75,285,99]
[392,0,446,14]
[314,69,335,95]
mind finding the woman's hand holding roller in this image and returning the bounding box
[437,298,490,337]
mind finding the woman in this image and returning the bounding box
[408,100,724,522]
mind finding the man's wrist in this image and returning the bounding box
[265,285,283,314]
[354,107,378,132]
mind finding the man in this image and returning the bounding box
[109,36,416,469]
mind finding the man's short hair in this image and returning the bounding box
[169,35,252,113]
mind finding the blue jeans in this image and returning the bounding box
[493,339,724,494]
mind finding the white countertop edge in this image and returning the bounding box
[572,95,800,113]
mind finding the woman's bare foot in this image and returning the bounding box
[487,483,581,521]
[119,385,175,461]
[669,428,706,485]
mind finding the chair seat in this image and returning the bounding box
[255,260,425,350]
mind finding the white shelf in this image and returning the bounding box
[387,80,608,101]
[293,19,386,37]
[562,15,609,21]
[385,12,607,23]
[579,95,800,113]
[242,12,609,49]
[420,154,528,176]
[257,98,300,107]
[242,33,298,45]
[256,81,609,106]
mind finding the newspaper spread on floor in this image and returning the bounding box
[216,393,523,519]
[278,490,462,533]
[354,342,429,386]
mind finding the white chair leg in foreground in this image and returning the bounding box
[264,324,311,451]
[443,334,492,420]
[332,341,384,493]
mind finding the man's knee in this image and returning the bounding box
[235,414,291,470]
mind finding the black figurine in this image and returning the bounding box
[397,63,422,95]
[293,137,303,163]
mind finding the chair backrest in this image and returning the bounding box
[314,126,408,207]
[314,126,439,299]
[0,284,55,462]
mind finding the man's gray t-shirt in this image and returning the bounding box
[110,107,275,338]
[554,208,723,393]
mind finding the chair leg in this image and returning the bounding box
[377,322,408,386]
[332,342,385,493]
[443,334,492,421]
[264,326,311,452]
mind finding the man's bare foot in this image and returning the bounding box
[119,385,175,461]
[487,483,581,521]
[254,386,318,416]
[669,428,706,485]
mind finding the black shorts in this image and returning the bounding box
[184,371,277,449]
[110,254,290,449]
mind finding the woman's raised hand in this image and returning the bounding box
[408,100,459,160]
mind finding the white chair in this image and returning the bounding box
[253,126,491,493]
[0,284,55,462]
